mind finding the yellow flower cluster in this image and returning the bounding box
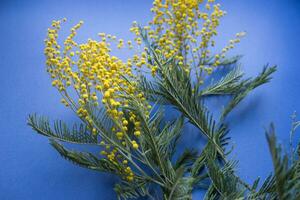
[212,32,246,67]
[131,0,244,75]
[44,19,150,181]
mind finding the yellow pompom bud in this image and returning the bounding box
[131,141,139,149]
[104,91,111,98]
[116,132,124,138]
[134,131,141,137]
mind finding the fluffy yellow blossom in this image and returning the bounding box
[134,131,141,137]
[131,140,139,149]
[130,0,244,76]
[44,19,152,182]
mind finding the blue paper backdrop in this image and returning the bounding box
[0,0,300,199]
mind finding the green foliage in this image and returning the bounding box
[265,124,300,200]
[114,180,150,200]
[174,149,198,171]
[28,9,300,200]
[221,66,277,119]
[140,62,227,159]
[204,159,245,199]
[28,114,98,144]
[50,139,116,173]
[28,58,282,199]
[200,66,245,96]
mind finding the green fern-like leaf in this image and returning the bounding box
[114,179,150,200]
[204,155,245,199]
[265,124,300,200]
[28,114,98,145]
[200,66,245,96]
[221,65,277,119]
[50,139,117,173]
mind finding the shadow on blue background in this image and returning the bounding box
[0,0,299,199]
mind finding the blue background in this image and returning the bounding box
[0,0,300,199]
